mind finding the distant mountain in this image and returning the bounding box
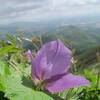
[0,22,55,36]
[0,21,100,52]
[0,14,100,36]
[0,14,100,52]
[42,25,100,53]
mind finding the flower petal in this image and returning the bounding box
[28,40,72,80]
[36,39,72,79]
[27,49,53,81]
[46,73,90,93]
[27,50,41,80]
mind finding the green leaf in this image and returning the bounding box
[0,60,11,92]
[0,60,54,100]
[3,75,53,100]
[84,69,97,87]
[0,60,11,76]
[0,45,19,57]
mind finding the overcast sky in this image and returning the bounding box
[0,0,100,24]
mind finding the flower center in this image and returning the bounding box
[34,79,46,90]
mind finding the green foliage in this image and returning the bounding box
[78,68,100,100]
[5,34,16,45]
[0,45,19,57]
[0,33,100,100]
[0,60,54,100]
[0,92,9,100]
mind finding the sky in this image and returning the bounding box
[0,0,100,24]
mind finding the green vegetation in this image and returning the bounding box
[0,33,100,100]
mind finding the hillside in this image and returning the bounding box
[42,25,100,53]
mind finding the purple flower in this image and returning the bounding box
[27,40,90,93]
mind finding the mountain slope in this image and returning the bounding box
[42,25,100,53]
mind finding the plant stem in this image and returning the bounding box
[96,71,100,90]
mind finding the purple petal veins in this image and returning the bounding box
[27,39,90,93]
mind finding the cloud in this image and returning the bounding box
[0,0,100,24]
[0,0,47,15]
